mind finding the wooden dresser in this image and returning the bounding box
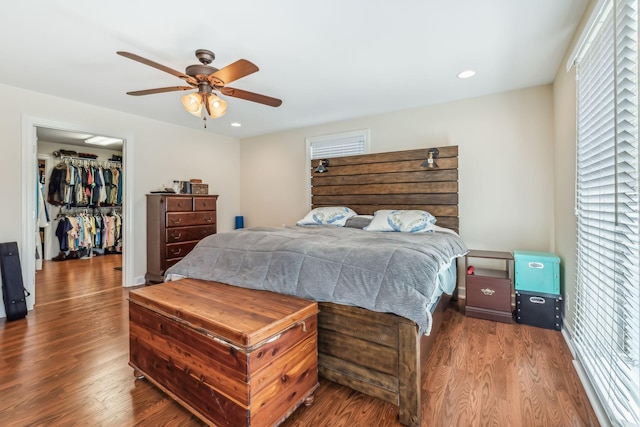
[129,278,319,426]
[145,194,218,283]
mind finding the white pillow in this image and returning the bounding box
[364,209,437,233]
[296,207,357,226]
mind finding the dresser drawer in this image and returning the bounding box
[466,275,511,312]
[194,197,216,211]
[166,241,199,259]
[166,212,216,227]
[166,197,194,212]
[166,225,217,243]
[165,257,182,270]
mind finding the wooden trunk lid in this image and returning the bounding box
[129,278,318,348]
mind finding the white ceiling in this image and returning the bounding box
[1,0,588,140]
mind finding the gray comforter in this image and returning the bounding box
[165,225,468,334]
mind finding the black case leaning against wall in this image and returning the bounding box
[0,242,30,321]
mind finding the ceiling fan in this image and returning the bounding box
[117,49,282,124]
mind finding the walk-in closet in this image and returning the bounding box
[35,128,124,303]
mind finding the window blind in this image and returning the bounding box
[574,0,640,425]
[308,130,368,160]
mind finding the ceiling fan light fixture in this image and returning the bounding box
[181,92,203,117]
[119,49,282,125]
[207,94,227,118]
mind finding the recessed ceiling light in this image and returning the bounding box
[457,70,476,79]
[231,122,242,127]
[85,136,123,146]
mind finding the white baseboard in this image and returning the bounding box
[130,276,146,286]
[561,321,613,427]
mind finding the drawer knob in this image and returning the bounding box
[171,218,182,224]
[481,288,495,296]
[171,248,182,255]
[204,217,213,222]
[171,232,182,240]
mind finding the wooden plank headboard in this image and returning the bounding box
[309,146,459,233]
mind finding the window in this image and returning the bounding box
[306,129,369,160]
[574,0,640,425]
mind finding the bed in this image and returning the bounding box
[165,146,464,427]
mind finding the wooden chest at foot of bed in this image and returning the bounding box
[128,278,319,426]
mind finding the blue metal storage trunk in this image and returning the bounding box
[513,250,560,294]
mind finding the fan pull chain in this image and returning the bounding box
[203,116,207,128]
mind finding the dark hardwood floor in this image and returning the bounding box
[0,255,599,426]
[34,252,124,305]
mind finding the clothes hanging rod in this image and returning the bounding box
[58,155,122,166]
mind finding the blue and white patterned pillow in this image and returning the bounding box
[297,207,357,226]
[364,210,437,233]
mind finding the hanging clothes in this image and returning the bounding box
[48,162,68,205]
[52,209,123,260]
[47,157,123,208]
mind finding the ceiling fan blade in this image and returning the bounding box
[220,87,282,107]
[117,51,198,85]
[126,86,193,96]
[209,59,259,86]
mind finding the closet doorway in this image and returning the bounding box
[34,126,126,305]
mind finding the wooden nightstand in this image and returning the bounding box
[464,250,514,323]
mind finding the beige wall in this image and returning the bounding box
[0,83,240,317]
[240,85,557,256]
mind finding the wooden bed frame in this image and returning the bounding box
[310,146,459,427]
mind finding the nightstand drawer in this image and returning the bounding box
[466,275,511,312]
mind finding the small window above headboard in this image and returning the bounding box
[307,129,370,160]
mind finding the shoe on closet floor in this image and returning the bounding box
[75,249,89,259]
[52,252,67,261]
[79,248,92,259]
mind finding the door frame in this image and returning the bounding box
[21,115,136,309]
